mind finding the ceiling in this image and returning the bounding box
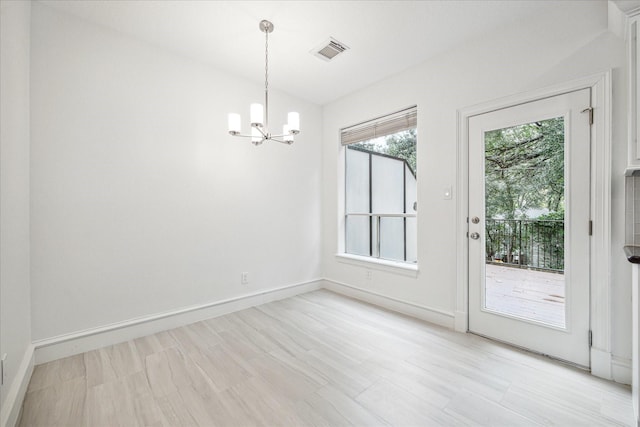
[40,0,608,105]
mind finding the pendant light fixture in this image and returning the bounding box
[228,20,300,146]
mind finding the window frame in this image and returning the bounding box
[340,106,418,267]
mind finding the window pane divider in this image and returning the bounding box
[345,213,417,218]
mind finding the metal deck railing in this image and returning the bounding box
[485,219,564,272]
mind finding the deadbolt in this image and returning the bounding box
[471,216,480,224]
[470,232,480,240]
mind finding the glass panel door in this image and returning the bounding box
[468,88,591,367]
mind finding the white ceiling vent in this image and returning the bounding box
[312,38,349,62]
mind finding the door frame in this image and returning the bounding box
[455,71,612,378]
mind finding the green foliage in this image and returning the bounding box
[485,117,564,220]
[484,118,566,271]
[385,129,417,174]
[351,129,417,175]
[536,209,565,221]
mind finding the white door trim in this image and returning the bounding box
[456,71,612,379]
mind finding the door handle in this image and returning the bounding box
[470,232,480,240]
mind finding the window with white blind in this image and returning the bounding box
[342,106,417,264]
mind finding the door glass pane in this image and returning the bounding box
[484,117,566,328]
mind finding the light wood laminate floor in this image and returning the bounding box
[20,290,634,426]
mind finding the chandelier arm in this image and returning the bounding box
[271,130,298,137]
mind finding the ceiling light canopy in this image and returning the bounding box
[228,20,300,146]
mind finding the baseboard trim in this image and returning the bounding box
[33,279,323,365]
[591,347,632,385]
[322,279,455,329]
[0,344,34,427]
[611,355,632,386]
[454,310,468,333]
[591,347,613,380]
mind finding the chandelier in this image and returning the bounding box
[227,20,300,146]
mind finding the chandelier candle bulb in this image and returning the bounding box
[228,113,241,135]
[250,103,264,127]
[288,112,300,134]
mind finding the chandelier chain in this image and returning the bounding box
[265,28,269,95]
[264,27,269,130]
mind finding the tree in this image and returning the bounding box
[484,117,564,220]
[350,129,417,174]
[484,117,565,269]
[385,129,417,174]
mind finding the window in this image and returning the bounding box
[342,106,417,264]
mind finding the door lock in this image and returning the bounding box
[471,217,480,224]
[469,232,480,240]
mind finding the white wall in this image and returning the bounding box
[29,3,323,342]
[0,0,32,422]
[322,2,632,369]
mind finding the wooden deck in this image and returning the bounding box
[485,263,565,328]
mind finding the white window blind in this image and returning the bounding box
[341,106,417,146]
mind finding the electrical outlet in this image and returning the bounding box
[366,270,372,280]
[241,272,249,285]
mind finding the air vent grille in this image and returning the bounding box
[312,38,349,62]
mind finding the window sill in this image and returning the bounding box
[335,253,419,277]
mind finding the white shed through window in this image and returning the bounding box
[342,106,417,263]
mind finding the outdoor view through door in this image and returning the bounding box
[468,88,591,367]
[484,117,566,328]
